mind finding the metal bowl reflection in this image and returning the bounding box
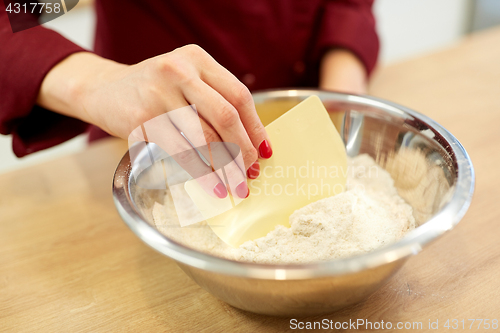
[112,89,474,316]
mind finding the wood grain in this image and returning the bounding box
[2,27,500,332]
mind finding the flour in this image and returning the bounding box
[152,154,415,264]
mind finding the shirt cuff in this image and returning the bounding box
[0,2,90,156]
[12,106,89,157]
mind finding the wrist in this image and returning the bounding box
[319,48,368,94]
[37,52,125,125]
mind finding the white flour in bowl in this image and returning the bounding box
[152,154,415,264]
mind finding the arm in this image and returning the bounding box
[315,0,379,94]
[0,1,88,156]
[1,2,270,198]
[319,48,367,94]
[36,46,271,199]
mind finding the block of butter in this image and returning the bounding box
[184,95,347,247]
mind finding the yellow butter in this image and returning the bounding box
[184,95,347,247]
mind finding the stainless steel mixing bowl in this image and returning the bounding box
[112,89,474,316]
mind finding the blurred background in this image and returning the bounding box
[1,0,500,173]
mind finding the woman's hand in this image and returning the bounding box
[37,45,272,199]
[319,48,368,95]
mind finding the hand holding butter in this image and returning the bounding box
[185,96,347,247]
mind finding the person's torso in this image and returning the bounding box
[94,0,325,90]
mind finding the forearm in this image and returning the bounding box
[36,52,125,130]
[35,45,274,197]
[318,48,368,94]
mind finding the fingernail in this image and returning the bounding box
[247,161,260,179]
[259,140,272,159]
[213,183,228,199]
[235,181,249,199]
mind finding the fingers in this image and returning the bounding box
[209,141,250,199]
[182,78,259,172]
[197,53,273,160]
[136,45,269,200]
[141,109,226,199]
[167,108,249,198]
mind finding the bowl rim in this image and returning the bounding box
[112,89,475,280]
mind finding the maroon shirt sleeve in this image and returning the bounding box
[0,1,89,157]
[316,0,379,76]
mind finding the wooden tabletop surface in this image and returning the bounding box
[2,27,500,332]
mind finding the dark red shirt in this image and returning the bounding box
[0,0,378,157]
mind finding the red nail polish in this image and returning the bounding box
[259,140,272,159]
[213,183,228,199]
[235,181,249,199]
[247,161,260,179]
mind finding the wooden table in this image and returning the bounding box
[2,27,500,332]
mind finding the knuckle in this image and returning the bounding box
[154,56,177,74]
[224,159,245,179]
[179,73,198,87]
[183,44,206,57]
[155,56,195,83]
[226,166,243,182]
[249,120,265,137]
[175,148,198,166]
[201,126,220,144]
[243,146,258,166]
[234,84,253,107]
[216,104,239,128]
